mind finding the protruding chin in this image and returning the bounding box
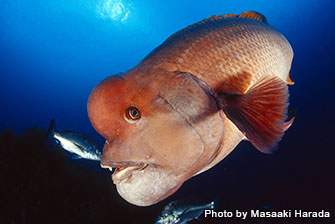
[115,166,183,206]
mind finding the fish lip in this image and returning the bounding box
[101,161,150,184]
[101,161,142,168]
[112,163,150,184]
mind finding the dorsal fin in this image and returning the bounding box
[204,11,267,23]
[239,11,267,23]
[165,11,267,41]
[221,13,239,18]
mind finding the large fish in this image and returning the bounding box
[87,11,294,206]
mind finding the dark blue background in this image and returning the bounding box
[0,0,334,223]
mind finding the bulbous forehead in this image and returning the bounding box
[87,73,160,139]
[87,76,126,137]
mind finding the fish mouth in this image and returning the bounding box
[101,162,149,184]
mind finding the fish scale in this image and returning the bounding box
[141,17,292,91]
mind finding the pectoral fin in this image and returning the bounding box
[217,75,289,153]
[74,142,86,153]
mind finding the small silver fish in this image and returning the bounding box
[156,200,215,224]
[48,119,102,161]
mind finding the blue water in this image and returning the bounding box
[1,0,334,223]
[1,0,333,138]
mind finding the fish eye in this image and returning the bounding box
[124,106,141,123]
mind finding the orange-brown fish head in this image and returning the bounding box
[87,72,206,206]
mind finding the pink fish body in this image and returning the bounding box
[87,11,294,206]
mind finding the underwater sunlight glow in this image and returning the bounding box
[96,0,130,23]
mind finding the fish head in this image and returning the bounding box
[87,70,222,206]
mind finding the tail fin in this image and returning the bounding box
[47,119,57,138]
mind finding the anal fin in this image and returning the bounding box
[217,75,289,153]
